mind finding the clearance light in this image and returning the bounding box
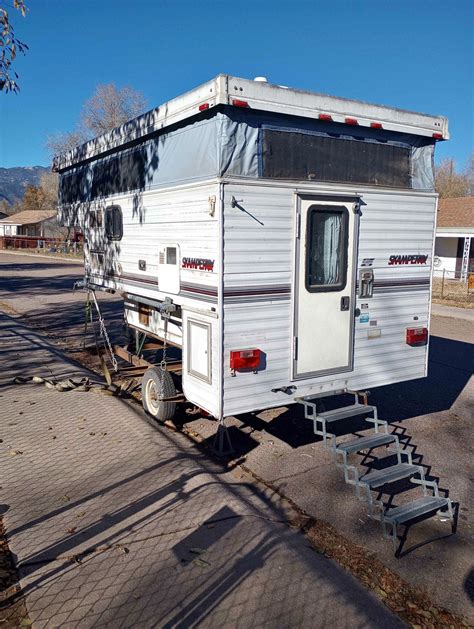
[198,103,210,111]
[345,117,358,125]
[406,327,428,347]
[370,122,383,129]
[230,348,261,374]
[432,133,443,139]
[318,113,333,121]
[232,99,249,107]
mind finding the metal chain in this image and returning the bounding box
[159,312,169,400]
[91,291,118,372]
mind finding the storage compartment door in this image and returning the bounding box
[293,197,358,379]
[182,311,219,418]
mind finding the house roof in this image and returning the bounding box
[0,210,56,226]
[437,197,474,229]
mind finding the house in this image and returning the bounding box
[434,197,474,280]
[0,209,57,238]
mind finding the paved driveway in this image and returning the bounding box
[0,312,402,628]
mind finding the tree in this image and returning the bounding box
[0,0,28,93]
[21,184,49,213]
[434,158,470,198]
[81,83,147,136]
[47,83,147,157]
[465,153,474,196]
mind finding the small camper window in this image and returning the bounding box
[306,206,348,292]
[166,247,177,265]
[104,205,123,241]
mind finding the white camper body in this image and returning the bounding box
[56,75,447,420]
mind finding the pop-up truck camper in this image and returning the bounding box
[55,75,455,550]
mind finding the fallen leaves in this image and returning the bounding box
[193,557,210,568]
[303,518,470,629]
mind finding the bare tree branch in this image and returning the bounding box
[0,0,28,93]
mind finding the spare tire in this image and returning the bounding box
[141,367,177,422]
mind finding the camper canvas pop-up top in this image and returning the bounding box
[55,75,447,424]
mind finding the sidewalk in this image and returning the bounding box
[431,303,474,321]
[0,312,402,629]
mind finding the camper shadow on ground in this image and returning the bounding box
[235,334,472,452]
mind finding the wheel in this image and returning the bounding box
[141,367,177,422]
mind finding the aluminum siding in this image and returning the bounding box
[222,182,436,416]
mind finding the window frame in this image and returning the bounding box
[104,205,123,241]
[305,204,349,293]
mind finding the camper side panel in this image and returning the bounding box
[222,182,436,417]
[76,181,222,417]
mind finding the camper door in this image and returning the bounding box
[293,195,359,379]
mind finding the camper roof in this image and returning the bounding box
[53,74,449,172]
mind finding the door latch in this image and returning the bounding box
[340,296,350,311]
[359,269,374,298]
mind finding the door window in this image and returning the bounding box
[306,205,348,292]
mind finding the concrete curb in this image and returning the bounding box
[0,250,83,264]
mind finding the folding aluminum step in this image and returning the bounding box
[298,396,378,450]
[336,433,397,455]
[317,403,377,422]
[382,495,454,550]
[384,496,449,526]
[355,463,425,517]
[359,463,422,490]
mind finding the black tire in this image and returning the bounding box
[141,367,177,422]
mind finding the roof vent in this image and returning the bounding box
[253,76,268,83]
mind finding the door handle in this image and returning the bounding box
[340,296,350,311]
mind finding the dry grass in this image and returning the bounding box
[432,277,474,307]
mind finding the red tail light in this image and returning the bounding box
[230,348,261,372]
[432,132,443,139]
[198,103,209,111]
[406,327,428,346]
[345,117,358,125]
[370,122,383,129]
[232,99,249,108]
[318,113,333,121]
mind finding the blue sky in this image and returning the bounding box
[0,0,472,169]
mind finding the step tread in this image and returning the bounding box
[336,433,396,454]
[317,403,377,422]
[383,496,449,525]
[359,463,421,489]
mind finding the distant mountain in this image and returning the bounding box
[0,166,49,206]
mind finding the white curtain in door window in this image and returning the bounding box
[322,213,341,284]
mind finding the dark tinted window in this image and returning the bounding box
[306,205,348,292]
[59,145,148,204]
[105,205,123,241]
[262,130,411,188]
